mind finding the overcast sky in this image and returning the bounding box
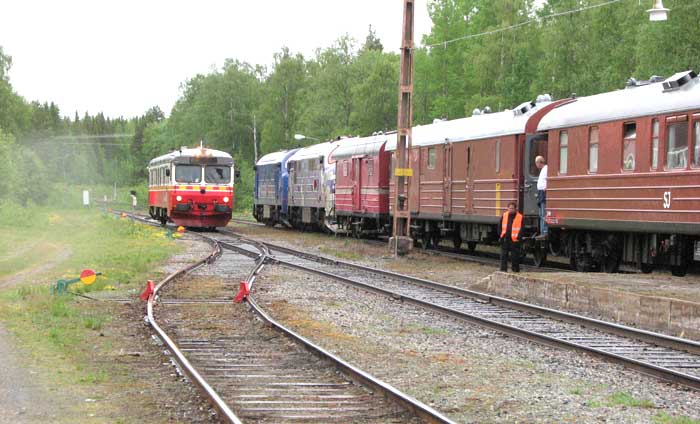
[0,0,433,119]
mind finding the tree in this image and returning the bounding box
[361,25,384,53]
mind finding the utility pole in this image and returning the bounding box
[390,0,415,255]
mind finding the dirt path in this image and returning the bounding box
[0,324,75,423]
[0,248,73,290]
[0,249,79,423]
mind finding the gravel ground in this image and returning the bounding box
[253,265,700,423]
[229,222,700,303]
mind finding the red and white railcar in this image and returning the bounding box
[147,145,235,229]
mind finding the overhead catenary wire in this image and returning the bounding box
[423,0,625,50]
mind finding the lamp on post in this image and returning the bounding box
[648,0,669,21]
[294,134,320,142]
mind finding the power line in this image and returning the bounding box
[424,0,625,49]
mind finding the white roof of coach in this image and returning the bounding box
[256,150,295,166]
[288,141,336,162]
[148,146,232,167]
[386,103,549,151]
[538,72,700,131]
[331,133,394,159]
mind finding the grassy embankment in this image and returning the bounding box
[0,204,181,421]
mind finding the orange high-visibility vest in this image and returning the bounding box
[501,211,523,242]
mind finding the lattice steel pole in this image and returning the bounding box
[390,0,415,255]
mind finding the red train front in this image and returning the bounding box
[147,145,235,229]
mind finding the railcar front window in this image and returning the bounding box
[693,121,700,167]
[666,122,689,169]
[205,166,231,184]
[175,165,202,183]
[622,123,636,171]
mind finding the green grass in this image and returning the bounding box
[0,206,181,419]
[654,412,700,424]
[587,391,655,409]
[319,245,363,261]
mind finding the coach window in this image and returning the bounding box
[368,159,374,176]
[495,140,501,173]
[651,119,660,170]
[343,161,348,177]
[175,165,202,183]
[205,166,231,184]
[693,120,700,167]
[666,116,689,169]
[559,131,568,174]
[622,123,636,171]
[589,127,599,173]
[427,147,436,170]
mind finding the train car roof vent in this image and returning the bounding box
[535,94,552,103]
[649,75,664,83]
[433,118,446,124]
[512,101,535,116]
[483,106,492,114]
[472,108,482,116]
[663,70,698,92]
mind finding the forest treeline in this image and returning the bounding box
[1,0,699,210]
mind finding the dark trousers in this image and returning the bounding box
[500,239,521,272]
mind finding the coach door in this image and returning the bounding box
[523,134,548,216]
[465,146,473,214]
[443,144,452,216]
[352,157,362,211]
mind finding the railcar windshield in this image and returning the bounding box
[205,165,231,184]
[175,165,202,183]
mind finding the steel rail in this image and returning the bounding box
[223,237,700,390]
[264,240,700,355]
[122,212,458,423]
[145,238,245,424]
[220,238,459,424]
[119,211,245,423]
[226,218,567,272]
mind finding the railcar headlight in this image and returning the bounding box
[223,196,229,203]
[176,195,182,202]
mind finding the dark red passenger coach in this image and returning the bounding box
[536,71,700,275]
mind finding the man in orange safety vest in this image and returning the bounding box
[499,201,523,272]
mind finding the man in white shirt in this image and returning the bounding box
[535,156,548,239]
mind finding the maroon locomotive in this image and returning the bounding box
[333,133,393,237]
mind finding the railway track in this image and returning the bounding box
[217,229,700,391]
[228,217,567,272]
[140,217,456,423]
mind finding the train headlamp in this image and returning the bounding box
[176,195,183,202]
[223,196,229,203]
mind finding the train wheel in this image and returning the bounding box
[533,245,547,268]
[431,232,441,249]
[671,263,688,277]
[640,263,654,274]
[265,219,275,227]
[467,241,477,253]
[453,234,462,250]
[602,254,620,273]
[420,232,431,250]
